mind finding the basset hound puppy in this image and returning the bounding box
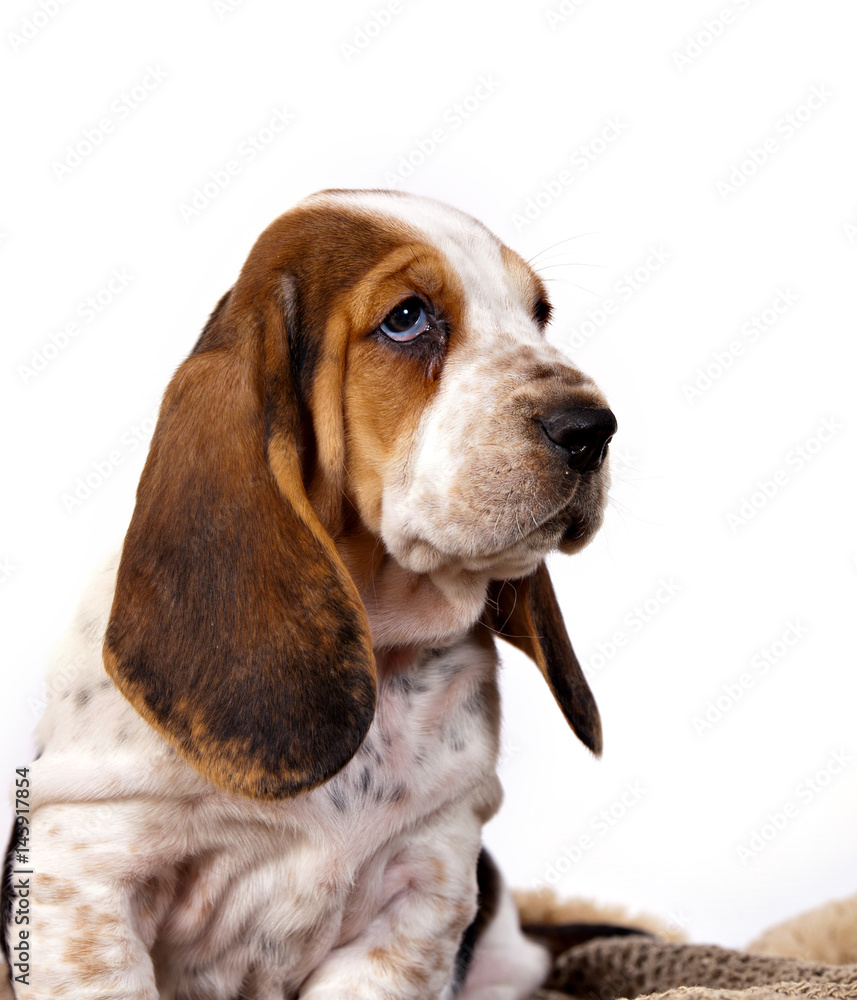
[2,189,617,999]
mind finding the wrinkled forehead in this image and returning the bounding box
[299,189,545,320]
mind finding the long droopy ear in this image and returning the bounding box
[485,563,602,756]
[103,277,376,800]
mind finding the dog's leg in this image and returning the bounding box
[454,853,550,1000]
[299,809,484,1000]
[456,851,654,999]
[11,803,162,1000]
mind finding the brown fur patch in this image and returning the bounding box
[60,906,135,987]
[330,243,466,537]
[35,874,75,905]
[484,564,602,755]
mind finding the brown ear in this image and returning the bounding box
[103,284,376,800]
[486,563,602,756]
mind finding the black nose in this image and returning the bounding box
[539,406,617,472]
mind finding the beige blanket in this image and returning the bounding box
[518,889,857,1000]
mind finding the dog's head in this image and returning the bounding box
[104,190,616,799]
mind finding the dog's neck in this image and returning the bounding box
[335,531,490,651]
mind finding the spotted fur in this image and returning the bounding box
[3,190,614,999]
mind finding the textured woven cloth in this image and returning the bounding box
[529,923,857,1000]
[535,986,857,1000]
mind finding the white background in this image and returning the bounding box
[2,0,856,952]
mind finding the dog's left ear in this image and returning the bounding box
[103,251,377,801]
[484,563,602,755]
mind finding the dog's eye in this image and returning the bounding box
[379,297,430,342]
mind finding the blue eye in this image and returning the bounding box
[379,297,430,342]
